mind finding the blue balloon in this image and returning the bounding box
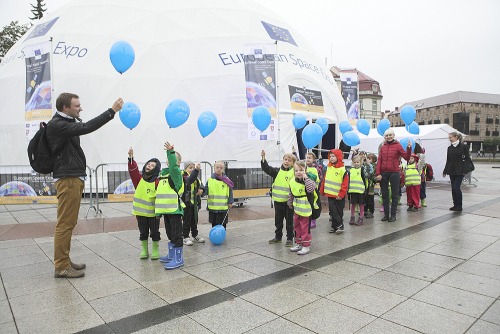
[197,111,217,137]
[401,105,416,125]
[292,113,307,129]
[377,119,390,136]
[407,121,420,135]
[109,41,135,74]
[209,225,226,245]
[356,119,370,136]
[252,106,271,132]
[339,120,352,134]
[302,123,323,149]
[119,102,141,129]
[315,118,329,135]
[165,99,190,128]
[400,137,415,152]
[342,131,360,147]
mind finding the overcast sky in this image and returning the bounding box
[2,0,499,112]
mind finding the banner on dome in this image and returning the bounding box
[288,85,324,113]
[24,41,53,144]
[340,72,359,122]
[243,43,278,141]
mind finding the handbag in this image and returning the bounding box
[461,143,475,173]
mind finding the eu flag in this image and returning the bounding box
[261,21,297,47]
[24,17,59,42]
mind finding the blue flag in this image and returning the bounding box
[261,21,297,47]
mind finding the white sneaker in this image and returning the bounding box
[298,246,310,255]
[192,235,205,243]
[290,244,302,252]
[183,238,193,246]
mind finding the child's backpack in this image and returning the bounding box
[425,163,434,181]
[27,122,57,174]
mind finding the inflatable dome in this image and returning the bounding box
[0,0,347,167]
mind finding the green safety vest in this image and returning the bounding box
[155,175,185,214]
[324,166,345,196]
[348,167,366,194]
[290,178,319,217]
[132,179,156,217]
[307,166,320,188]
[405,163,421,186]
[207,178,229,210]
[272,167,294,202]
[184,171,198,205]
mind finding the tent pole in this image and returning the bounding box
[50,37,54,116]
[275,40,281,160]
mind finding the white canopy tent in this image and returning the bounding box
[0,0,347,168]
[355,124,461,181]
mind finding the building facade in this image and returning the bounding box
[330,67,384,129]
[388,91,500,152]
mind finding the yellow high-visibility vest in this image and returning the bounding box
[207,178,229,210]
[348,167,366,194]
[155,175,185,214]
[290,178,318,217]
[307,166,320,188]
[405,163,421,186]
[132,179,156,217]
[324,166,345,196]
[272,168,294,202]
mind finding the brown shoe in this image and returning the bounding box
[54,266,85,278]
[71,262,86,270]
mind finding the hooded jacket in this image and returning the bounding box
[320,149,349,198]
[376,140,411,175]
[128,158,162,189]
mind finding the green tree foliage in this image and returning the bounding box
[0,21,31,62]
[483,138,500,152]
[30,0,47,21]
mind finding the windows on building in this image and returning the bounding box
[372,100,377,111]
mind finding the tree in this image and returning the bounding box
[0,21,31,62]
[30,0,47,21]
[483,138,500,152]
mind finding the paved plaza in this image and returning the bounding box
[0,162,499,334]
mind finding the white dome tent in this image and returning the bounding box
[0,0,347,201]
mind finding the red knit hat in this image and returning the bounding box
[411,153,419,162]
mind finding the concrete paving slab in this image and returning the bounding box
[466,320,500,334]
[355,318,420,334]
[360,270,430,297]
[480,299,500,325]
[436,270,500,298]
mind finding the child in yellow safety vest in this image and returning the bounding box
[348,155,367,226]
[288,160,317,255]
[203,161,233,229]
[182,162,205,246]
[405,153,422,211]
[128,147,162,260]
[157,142,186,270]
[305,151,321,228]
[261,150,297,247]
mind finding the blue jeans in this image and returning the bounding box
[449,175,464,208]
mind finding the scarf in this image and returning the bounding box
[214,173,234,188]
[451,140,459,147]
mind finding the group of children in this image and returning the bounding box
[128,143,233,270]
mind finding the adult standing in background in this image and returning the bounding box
[47,93,124,278]
[376,129,412,222]
[443,131,468,212]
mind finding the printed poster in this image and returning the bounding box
[288,85,324,113]
[243,43,278,141]
[340,72,359,123]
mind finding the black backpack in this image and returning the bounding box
[27,122,57,174]
[307,189,322,220]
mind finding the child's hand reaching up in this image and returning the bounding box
[128,147,133,158]
[164,142,173,151]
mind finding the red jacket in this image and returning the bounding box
[320,149,349,199]
[376,140,411,175]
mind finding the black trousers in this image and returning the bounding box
[209,211,228,229]
[137,216,161,241]
[365,194,375,214]
[420,180,426,200]
[164,214,183,248]
[328,197,345,228]
[183,204,199,238]
[274,201,294,240]
[381,172,400,217]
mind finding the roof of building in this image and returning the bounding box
[396,91,500,114]
[330,66,378,83]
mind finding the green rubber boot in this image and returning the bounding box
[140,240,149,259]
[151,241,159,260]
[398,196,402,205]
[421,199,427,207]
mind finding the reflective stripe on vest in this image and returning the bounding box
[132,179,156,217]
[324,166,345,196]
[290,178,312,217]
[348,168,366,194]
[155,175,185,214]
[207,178,229,210]
[272,168,294,202]
[405,163,421,185]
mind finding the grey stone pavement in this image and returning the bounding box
[1,162,500,334]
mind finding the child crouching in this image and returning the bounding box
[288,160,317,255]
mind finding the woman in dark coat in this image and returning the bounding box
[376,129,412,222]
[443,132,469,211]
